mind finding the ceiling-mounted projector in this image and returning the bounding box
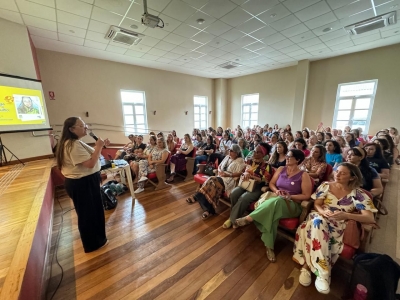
[344,11,397,35]
[141,0,164,28]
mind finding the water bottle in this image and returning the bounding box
[111,160,116,168]
[353,284,367,300]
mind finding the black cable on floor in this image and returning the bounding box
[47,187,75,300]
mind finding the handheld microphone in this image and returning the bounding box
[89,132,106,148]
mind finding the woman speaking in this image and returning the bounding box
[56,117,110,253]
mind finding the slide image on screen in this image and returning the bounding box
[14,95,44,121]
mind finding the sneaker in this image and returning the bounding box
[138,176,148,182]
[299,268,311,287]
[134,187,144,194]
[315,277,330,294]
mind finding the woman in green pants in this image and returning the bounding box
[235,149,312,262]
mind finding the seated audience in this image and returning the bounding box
[209,130,232,164]
[325,140,343,167]
[337,129,343,136]
[248,133,262,151]
[374,138,394,166]
[308,135,318,149]
[192,135,215,175]
[246,141,271,162]
[216,126,224,136]
[269,134,279,154]
[285,131,295,149]
[285,124,292,132]
[294,138,310,157]
[272,124,279,134]
[238,138,250,158]
[344,126,351,133]
[171,130,179,143]
[125,135,146,162]
[316,132,325,144]
[193,133,205,148]
[166,133,176,154]
[351,129,365,147]
[300,145,327,182]
[378,133,398,164]
[345,132,357,148]
[200,130,207,142]
[114,134,135,159]
[388,127,399,148]
[334,135,350,160]
[134,137,169,194]
[235,149,312,262]
[224,143,273,229]
[186,145,245,219]
[232,129,244,144]
[157,132,165,140]
[302,129,310,141]
[166,134,194,182]
[293,163,376,294]
[332,128,338,137]
[325,132,333,140]
[364,143,390,180]
[268,141,288,168]
[130,135,156,181]
[295,131,303,139]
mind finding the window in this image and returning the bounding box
[333,80,378,133]
[241,93,259,128]
[120,90,148,136]
[193,96,208,129]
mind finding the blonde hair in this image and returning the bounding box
[336,162,363,190]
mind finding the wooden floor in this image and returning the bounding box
[47,177,351,300]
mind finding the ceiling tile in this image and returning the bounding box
[381,27,400,38]
[148,48,167,56]
[84,39,108,50]
[270,38,293,49]
[126,2,145,21]
[295,1,332,22]
[147,0,172,12]
[196,44,217,54]
[283,0,320,13]
[236,18,266,34]
[158,14,182,32]
[163,52,181,59]
[297,37,322,48]
[338,9,375,27]
[88,19,110,34]
[58,33,84,45]
[304,12,337,30]
[324,35,351,46]
[219,28,244,41]
[257,3,291,24]
[208,48,228,57]
[287,48,307,56]
[0,0,18,11]
[218,42,241,51]
[192,31,216,43]
[56,0,94,18]
[207,37,230,48]
[303,43,328,52]
[94,0,131,15]
[156,57,173,63]
[326,0,354,10]
[312,20,343,36]
[230,47,253,56]
[125,49,145,57]
[264,50,284,57]
[106,44,128,54]
[269,15,301,31]
[352,32,381,45]
[329,40,354,50]
[291,53,310,60]
[140,36,161,47]
[333,0,372,19]
[220,7,252,27]
[16,0,56,21]
[181,0,209,9]
[262,32,286,45]
[185,10,216,30]
[186,50,205,58]
[250,26,277,39]
[109,40,133,49]
[28,26,58,39]
[199,54,217,61]
[22,14,57,31]
[222,52,241,60]
[310,47,331,55]
[289,30,316,43]
[179,39,202,50]
[201,0,237,19]
[142,53,160,60]
[280,23,309,38]
[209,57,227,64]
[120,18,146,33]
[57,10,89,29]
[91,6,123,24]
[171,46,190,55]
[279,44,301,53]
[204,20,232,36]
[255,45,277,54]
[169,60,186,65]
[154,40,177,51]
[58,23,86,38]
[318,28,348,42]
[376,0,400,15]
[173,23,200,38]
[233,35,258,46]
[130,44,151,53]
[86,30,109,44]
[176,55,193,62]
[163,32,186,45]
[143,28,170,39]
[0,8,23,23]
[163,0,197,22]
[244,41,265,51]
[241,0,280,15]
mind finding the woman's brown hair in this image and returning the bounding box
[336,162,363,190]
[55,117,80,169]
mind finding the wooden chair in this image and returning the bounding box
[145,153,172,191]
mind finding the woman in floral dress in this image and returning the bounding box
[293,162,376,294]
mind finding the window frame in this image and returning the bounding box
[241,93,259,129]
[332,79,378,133]
[120,89,148,136]
[193,95,208,130]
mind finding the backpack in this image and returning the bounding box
[100,181,118,210]
[204,162,215,176]
[347,253,400,300]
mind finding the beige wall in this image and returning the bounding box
[36,50,213,144]
[0,19,52,160]
[305,43,400,134]
[228,66,297,129]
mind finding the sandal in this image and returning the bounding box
[266,247,276,263]
[202,211,214,220]
[166,175,174,183]
[186,197,196,204]
[235,217,251,227]
[222,219,232,229]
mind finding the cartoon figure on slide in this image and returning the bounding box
[17,96,40,114]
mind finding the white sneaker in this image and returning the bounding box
[138,176,148,182]
[134,187,144,194]
[299,268,311,287]
[315,277,330,294]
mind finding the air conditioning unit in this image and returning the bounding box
[105,26,143,46]
[344,11,397,35]
[217,62,242,69]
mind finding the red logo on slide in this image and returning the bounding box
[4,96,14,104]
[49,91,55,100]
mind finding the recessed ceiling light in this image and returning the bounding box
[301,36,305,39]
[69,30,75,33]
[197,18,205,25]
[270,13,277,18]
[235,58,240,61]
[319,51,323,53]
[323,27,332,32]
[395,30,399,33]
[130,24,138,29]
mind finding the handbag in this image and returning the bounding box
[238,175,256,192]
[254,191,277,209]
[343,220,364,249]
[204,163,215,176]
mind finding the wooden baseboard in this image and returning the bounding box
[1,154,55,165]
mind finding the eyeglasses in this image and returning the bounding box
[285,154,294,158]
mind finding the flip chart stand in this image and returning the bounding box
[0,136,25,166]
